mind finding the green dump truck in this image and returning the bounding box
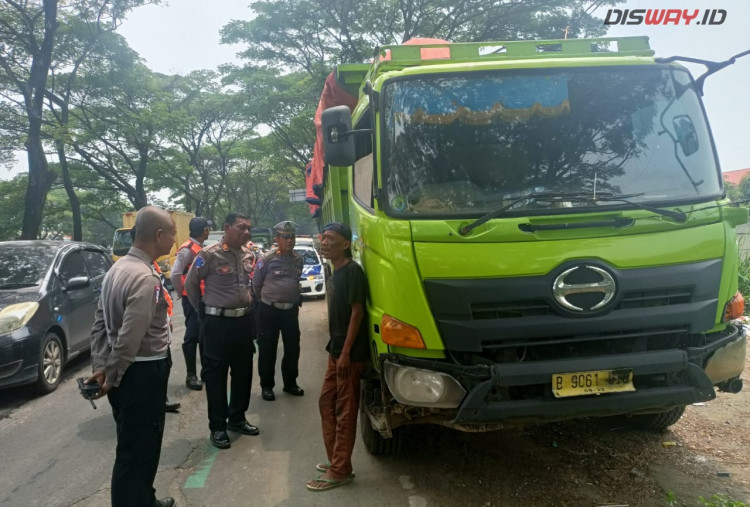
[314,37,748,454]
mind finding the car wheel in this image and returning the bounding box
[35,333,64,394]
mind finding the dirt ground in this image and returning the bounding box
[392,342,749,507]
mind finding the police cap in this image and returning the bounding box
[189,217,212,236]
[273,221,297,237]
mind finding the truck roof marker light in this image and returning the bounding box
[381,314,426,349]
[723,291,745,322]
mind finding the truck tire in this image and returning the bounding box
[360,405,403,455]
[623,406,686,430]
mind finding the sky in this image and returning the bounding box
[4,0,749,178]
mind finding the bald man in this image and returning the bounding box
[87,206,177,507]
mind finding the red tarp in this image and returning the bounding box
[306,72,358,210]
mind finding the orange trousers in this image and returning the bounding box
[318,355,365,479]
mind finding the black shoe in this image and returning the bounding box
[227,420,260,436]
[210,430,231,449]
[283,385,305,396]
[165,399,181,413]
[153,497,175,507]
[186,374,203,391]
[261,388,275,401]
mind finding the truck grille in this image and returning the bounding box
[471,288,694,320]
[424,259,721,354]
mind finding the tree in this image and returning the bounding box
[221,0,612,75]
[150,71,255,223]
[0,0,158,238]
[66,61,171,210]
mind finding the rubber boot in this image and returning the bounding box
[183,342,203,391]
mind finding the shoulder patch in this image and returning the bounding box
[194,256,206,268]
[256,259,264,271]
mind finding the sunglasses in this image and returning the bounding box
[278,233,295,239]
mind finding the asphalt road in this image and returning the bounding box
[0,299,437,507]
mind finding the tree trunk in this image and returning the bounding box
[19,0,58,239]
[57,146,82,240]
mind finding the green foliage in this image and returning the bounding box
[725,176,750,206]
[698,494,746,507]
[666,491,746,507]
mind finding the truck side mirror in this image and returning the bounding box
[321,106,356,166]
[672,115,699,157]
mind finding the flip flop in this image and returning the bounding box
[315,462,356,478]
[306,476,351,492]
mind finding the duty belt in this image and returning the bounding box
[261,299,296,310]
[204,305,251,318]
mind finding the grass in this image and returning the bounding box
[666,492,746,507]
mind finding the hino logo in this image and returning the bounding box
[553,265,616,312]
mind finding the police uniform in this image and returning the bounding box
[90,246,171,507]
[171,232,206,390]
[254,221,304,399]
[184,239,258,444]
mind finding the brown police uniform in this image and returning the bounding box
[184,240,256,434]
[254,222,304,396]
[89,246,170,506]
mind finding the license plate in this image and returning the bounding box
[552,369,635,398]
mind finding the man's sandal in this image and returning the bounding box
[315,461,355,478]
[306,476,351,492]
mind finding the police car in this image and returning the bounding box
[294,246,325,299]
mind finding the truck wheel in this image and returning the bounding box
[360,405,403,455]
[623,406,686,431]
[35,333,64,394]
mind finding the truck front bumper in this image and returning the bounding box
[385,323,745,427]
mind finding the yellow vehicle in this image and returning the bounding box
[111,210,194,280]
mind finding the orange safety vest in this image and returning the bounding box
[178,240,205,296]
[152,262,173,317]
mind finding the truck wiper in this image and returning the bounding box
[459,191,686,236]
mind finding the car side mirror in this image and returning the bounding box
[321,106,356,167]
[64,276,90,292]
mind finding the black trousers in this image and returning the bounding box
[202,314,254,432]
[181,297,200,346]
[107,358,170,507]
[257,302,300,389]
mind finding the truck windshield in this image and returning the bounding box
[112,229,132,257]
[382,66,721,216]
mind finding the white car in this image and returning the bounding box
[294,246,326,299]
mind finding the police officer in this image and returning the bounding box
[171,217,211,391]
[87,206,176,507]
[184,212,259,449]
[254,221,304,401]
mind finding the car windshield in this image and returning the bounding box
[382,66,721,216]
[204,231,224,247]
[294,248,320,266]
[0,244,58,287]
[112,230,132,257]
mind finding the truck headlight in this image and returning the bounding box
[384,362,466,408]
[0,302,39,335]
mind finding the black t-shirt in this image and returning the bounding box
[326,260,369,362]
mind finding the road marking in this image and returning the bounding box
[184,445,219,489]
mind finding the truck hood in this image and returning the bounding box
[411,216,726,279]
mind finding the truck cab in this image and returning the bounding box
[314,37,748,454]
